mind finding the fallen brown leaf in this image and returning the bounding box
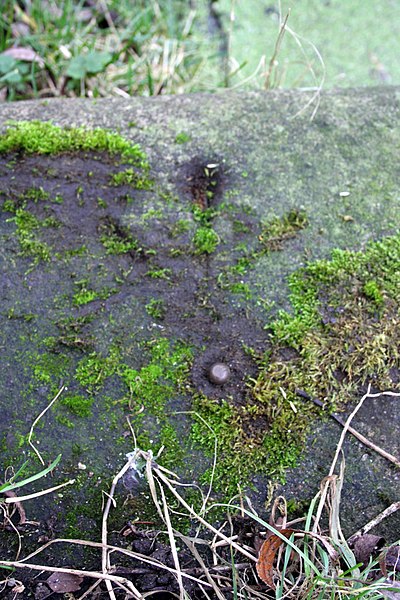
[46,572,84,593]
[2,47,45,67]
[256,528,294,589]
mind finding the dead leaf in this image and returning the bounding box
[352,533,385,566]
[256,528,294,589]
[256,528,338,588]
[46,572,84,593]
[2,47,45,67]
[380,544,400,576]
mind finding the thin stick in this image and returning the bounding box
[329,387,400,477]
[11,537,213,588]
[28,386,65,465]
[78,580,101,600]
[314,386,400,533]
[0,561,142,594]
[296,389,400,468]
[348,502,400,544]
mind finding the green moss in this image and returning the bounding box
[145,298,165,319]
[110,168,153,189]
[100,230,139,255]
[0,120,148,167]
[7,208,52,262]
[73,288,99,306]
[175,132,191,144]
[118,338,192,413]
[72,280,115,306]
[145,268,172,280]
[28,351,71,392]
[170,219,192,237]
[193,226,220,255]
[60,394,94,418]
[24,186,50,202]
[75,347,120,392]
[192,233,400,492]
[259,208,308,251]
[228,282,252,299]
[363,280,384,308]
[218,208,308,293]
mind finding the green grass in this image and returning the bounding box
[0,0,211,100]
[1,0,399,103]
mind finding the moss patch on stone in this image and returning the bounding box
[0,120,148,167]
[191,233,400,494]
[0,115,398,526]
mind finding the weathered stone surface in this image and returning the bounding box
[0,88,399,541]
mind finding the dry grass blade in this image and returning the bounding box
[145,455,257,563]
[28,385,65,464]
[157,482,186,599]
[264,11,290,89]
[101,455,144,599]
[4,479,75,503]
[313,385,400,533]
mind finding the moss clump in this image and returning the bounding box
[193,226,220,255]
[0,120,148,167]
[192,233,400,492]
[100,231,139,255]
[7,208,52,262]
[72,280,116,306]
[23,186,50,202]
[175,132,191,144]
[75,347,120,392]
[218,208,308,295]
[118,338,192,413]
[259,208,308,251]
[60,394,93,418]
[145,298,165,319]
[110,168,153,189]
[118,338,192,468]
[145,268,172,280]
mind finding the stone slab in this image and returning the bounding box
[0,88,399,541]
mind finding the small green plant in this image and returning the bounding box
[100,231,139,255]
[145,298,166,319]
[363,279,384,307]
[145,267,172,280]
[175,132,191,144]
[110,168,153,189]
[193,226,220,254]
[66,50,112,81]
[259,208,308,251]
[60,394,93,418]
[7,208,52,263]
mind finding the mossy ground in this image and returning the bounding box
[0,120,399,545]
